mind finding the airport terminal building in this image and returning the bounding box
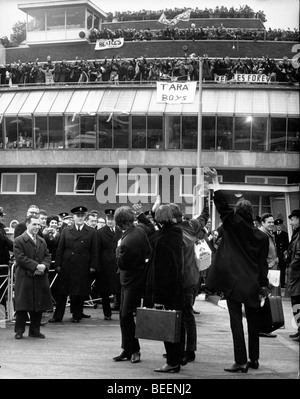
[0,0,299,236]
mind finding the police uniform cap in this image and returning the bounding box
[59,212,69,218]
[71,206,88,215]
[274,218,283,225]
[104,209,115,217]
[63,215,73,220]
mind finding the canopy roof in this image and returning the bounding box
[0,86,298,117]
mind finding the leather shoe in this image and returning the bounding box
[154,364,180,373]
[292,336,300,342]
[104,316,112,320]
[181,351,195,365]
[259,332,277,338]
[71,318,80,323]
[247,360,259,369]
[29,332,45,339]
[15,333,23,340]
[113,351,131,361]
[48,317,62,323]
[81,313,91,319]
[130,352,141,363]
[224,363,248,373]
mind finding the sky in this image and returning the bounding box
[0,0,299,38]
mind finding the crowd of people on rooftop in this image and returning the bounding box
[88,25,299,43]
[105,5,267,22]
[1,54,299,86]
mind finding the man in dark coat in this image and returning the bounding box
[204,167,269,374]
[113,206,154,364]
[0,207,13,307]
[274,218,289,288]
[13,215,52,339]
[96,209,122,320]
[49,206,98,323]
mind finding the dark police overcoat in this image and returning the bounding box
[13,232,53,312]
[55,224,98,296]
[96,225,122,295]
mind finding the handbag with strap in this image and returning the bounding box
[135,307,182,343]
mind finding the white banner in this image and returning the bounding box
[157,9,191,26]
[234,73,270,83]
[158,12,170,25]
[156,81,197,104]
[169,9,192,26]
[95,37,124,50]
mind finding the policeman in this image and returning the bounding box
[49,206,98,323]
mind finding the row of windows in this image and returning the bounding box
[27,7,100,32]
[0,115,299,152]
[0,172,288,196]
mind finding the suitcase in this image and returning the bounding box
[259,296,285,333]
[135,307,182,343]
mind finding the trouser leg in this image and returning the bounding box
[71,295,85,320]
[244,305,260,362]
[102,294,112,318]
[28,311,42,335]
[183,287,197,352]
[226,298,247,365]
[119,286,140,355]
[53,293,68,320]
[164,321,185,366]
[14,310,27,334]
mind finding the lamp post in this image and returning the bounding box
[194,56,203,215]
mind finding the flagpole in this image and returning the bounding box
[196,57,203,215]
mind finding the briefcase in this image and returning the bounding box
[135,307,182,343]
[259,296,285,333]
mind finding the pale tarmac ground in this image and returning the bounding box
[0,293,299,382]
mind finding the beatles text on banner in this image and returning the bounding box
[95,37,124,50]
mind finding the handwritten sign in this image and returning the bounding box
[156,82,197,104]
[234,74,270,83]
[95,37,124,50]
